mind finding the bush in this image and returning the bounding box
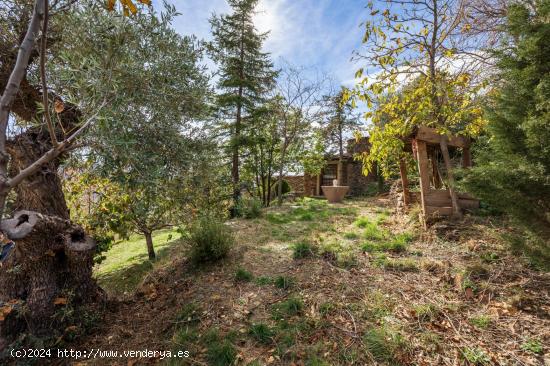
[272,180,291,198]
[236,197,263,219]
[189,217,234,264]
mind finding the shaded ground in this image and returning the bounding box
[95,229,181,294]
[75,197,549,365]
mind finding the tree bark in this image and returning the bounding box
[144,231,156,260]
[0,211,100,339]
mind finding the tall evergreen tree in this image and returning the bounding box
[462,0,550,262]
[209,0,277,212]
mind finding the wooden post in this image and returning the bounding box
[462,147,472,168]
[398,159,410,206]
[431,152,442,189]
[315,173,321,196]
[416,140,430,219]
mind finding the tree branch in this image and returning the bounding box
[40,0,58,147]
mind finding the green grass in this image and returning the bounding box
[461,347,491,365]
[521,338,543,354]
[469,315,492,329]
[364,326,409,365]
[94,229,181,294]
[272,297,304,319]
[248,323,275,344]
[274,275,295,290]
[234,267,254,282]
[292,241,315,259]
[255,275,273,286]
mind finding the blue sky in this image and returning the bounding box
[153,0,368,87]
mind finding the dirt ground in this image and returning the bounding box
[72,197,549,366]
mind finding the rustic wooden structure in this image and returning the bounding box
[400,126,479,221]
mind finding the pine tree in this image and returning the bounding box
[462,0,550,263]
[209,0,277,212]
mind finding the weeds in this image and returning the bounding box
[461,347,490,365]
[255,276,272,286]
[521,338,543,354]
[469,315,491,329]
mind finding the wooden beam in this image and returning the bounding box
[415,126,470,148]
[416,140,430,218]
[399,159,410,206]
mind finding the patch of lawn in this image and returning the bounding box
[94,229,181,294]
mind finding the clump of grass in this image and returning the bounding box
[469,315,492,329]
[461,347,490,365]
[354,217,371,228]
[203,329,237,366]
[521,338,543,354]
[364,326,409,364]
[255,276,272,286]
[363,222,386,240]
[372,253,419,272]
[175,303,201,325]
[319,302,335,317]
[337,251,358,268]
[363,290,394,321]
[266,213,291,224]
[173,326,199,347]
[344,231,359,240]
[248,323,274,344]
[413,303,440,322]
[292,241,315,259]
[234,267,254,282]
[272,297,304,319]
[274,275,295,290]
[189,217,234,264]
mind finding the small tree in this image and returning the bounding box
[273,66,327,205]
[348,0,488,217]
[322,88,362,185]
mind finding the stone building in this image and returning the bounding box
[283,137,378,197]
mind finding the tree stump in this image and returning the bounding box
[0,211,101,341]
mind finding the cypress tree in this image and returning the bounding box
[462,0,550,262]
[209,0,277,212]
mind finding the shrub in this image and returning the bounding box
[235,267,253,282]
[189,217,234,264]
[293,241,315,259]
[236,197,263,219]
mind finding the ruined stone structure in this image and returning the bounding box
[283,138,378,197]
